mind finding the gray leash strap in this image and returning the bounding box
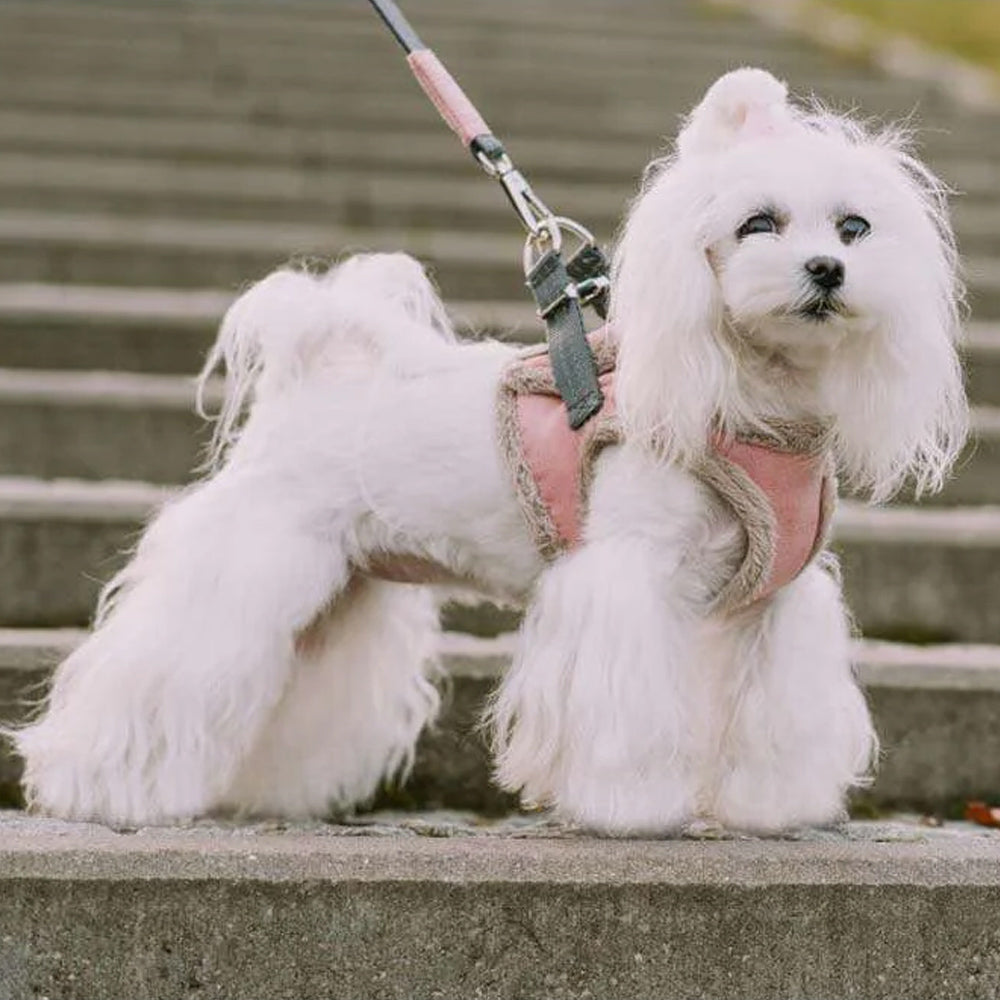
[367,0,608,428]
[527,248,604,429]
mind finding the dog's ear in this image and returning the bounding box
[611,162,731,465]
[609,71,793,464]
[678,68,792,158]
[821,139,969,502]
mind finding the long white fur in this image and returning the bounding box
[10,68,967,833]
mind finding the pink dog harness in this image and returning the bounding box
[496,336,836,610]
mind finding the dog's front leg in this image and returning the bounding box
[490,533,705,836]
[709,560,877,833]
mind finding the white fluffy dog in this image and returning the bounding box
[12,68,966,833]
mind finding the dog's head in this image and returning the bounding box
[612,68,967,501]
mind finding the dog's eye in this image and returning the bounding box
[736,213,780,239]
[837,215,870,244]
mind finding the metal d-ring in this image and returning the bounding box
[521,216,598,276]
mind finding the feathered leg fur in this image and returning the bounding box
[707,560,877,832]
[223,578,441,818]
[13,254,453,826]
[16,474,355,824]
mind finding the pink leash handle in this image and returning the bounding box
[366,0,552,234]
[407,49,490,148]
[367,0,491,148]
[366,0,608,429]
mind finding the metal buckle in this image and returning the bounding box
[522,216,597,277]
[533,274,609,322]
[575,275,611,307]
[536,281,579,320]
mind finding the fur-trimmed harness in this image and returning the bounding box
[496,335,837,610]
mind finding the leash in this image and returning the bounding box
[366,0,607,429]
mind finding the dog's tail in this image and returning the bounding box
[196,253,455,469]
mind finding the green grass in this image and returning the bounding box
[827,0,1000,73]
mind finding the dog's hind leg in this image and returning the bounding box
[222,578,441,818]
[13,474,355,826]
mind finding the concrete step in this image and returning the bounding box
[0,35,975,176]
[966,257,1000,320]
[0,210,530,299]
[834,504,1000,645]
[0,151,630,234]
[448,503,1000,645]
[2,629,1000,817]
[0,0,792,48]
[0,369,211,484]
[0,285,537,374]
[0,284,233,375]
[7,150,1000,251]
[0,68,943,145]
[0,810,998,1000]
[0,25,915,92]
[0,0,987,151]
[0,19,898,93]
[0,104,989,189]
[0,477,995,641]
[953,201,1000,256]
[1,284,998,393]
[965,323,1000,405]
[2,367,1000,499]
[0,106,652,183]
[938,158,1000,202]
[0,478,173,628]
[3,211,1000,314]
[0,49,953,147]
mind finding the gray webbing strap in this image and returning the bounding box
[368,0,608,429]
[527,249,604,429]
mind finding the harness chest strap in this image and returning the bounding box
[496,336,836,609]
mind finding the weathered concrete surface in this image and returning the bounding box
[443,503,1000,643]
[0,483,997,641]
[856,642,1000,811]
[0,810,998,1000]
[0,473,996,651]
[6,366,1000,493]
[0,369,212,483]
[0,285,538,373]
[0,210,530,298]
[0,630,520,813]
[0,478,170,628]
[834,503,1000,644]
[7,207,1000,306]
[967,323,1000,405]
[4,632,1000,815]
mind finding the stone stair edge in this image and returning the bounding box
[0,210,525,264]
[0,69,927,113]
[3,218,1000,296]
[0,476,173,521]
[0,808,998,874]
[4,364,1000,434]
[1,469,1000,529]
[0,808,997,1000]
[0,152,631,211]
[0,282,536,329]
[0,35,859,84]
[0,107,987,170]
[0,0,744,39]
[1,624,998,691]
[3,284,1000,346]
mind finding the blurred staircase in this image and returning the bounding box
[0,1,999,997]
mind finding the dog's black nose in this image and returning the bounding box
[804,256,844,290]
